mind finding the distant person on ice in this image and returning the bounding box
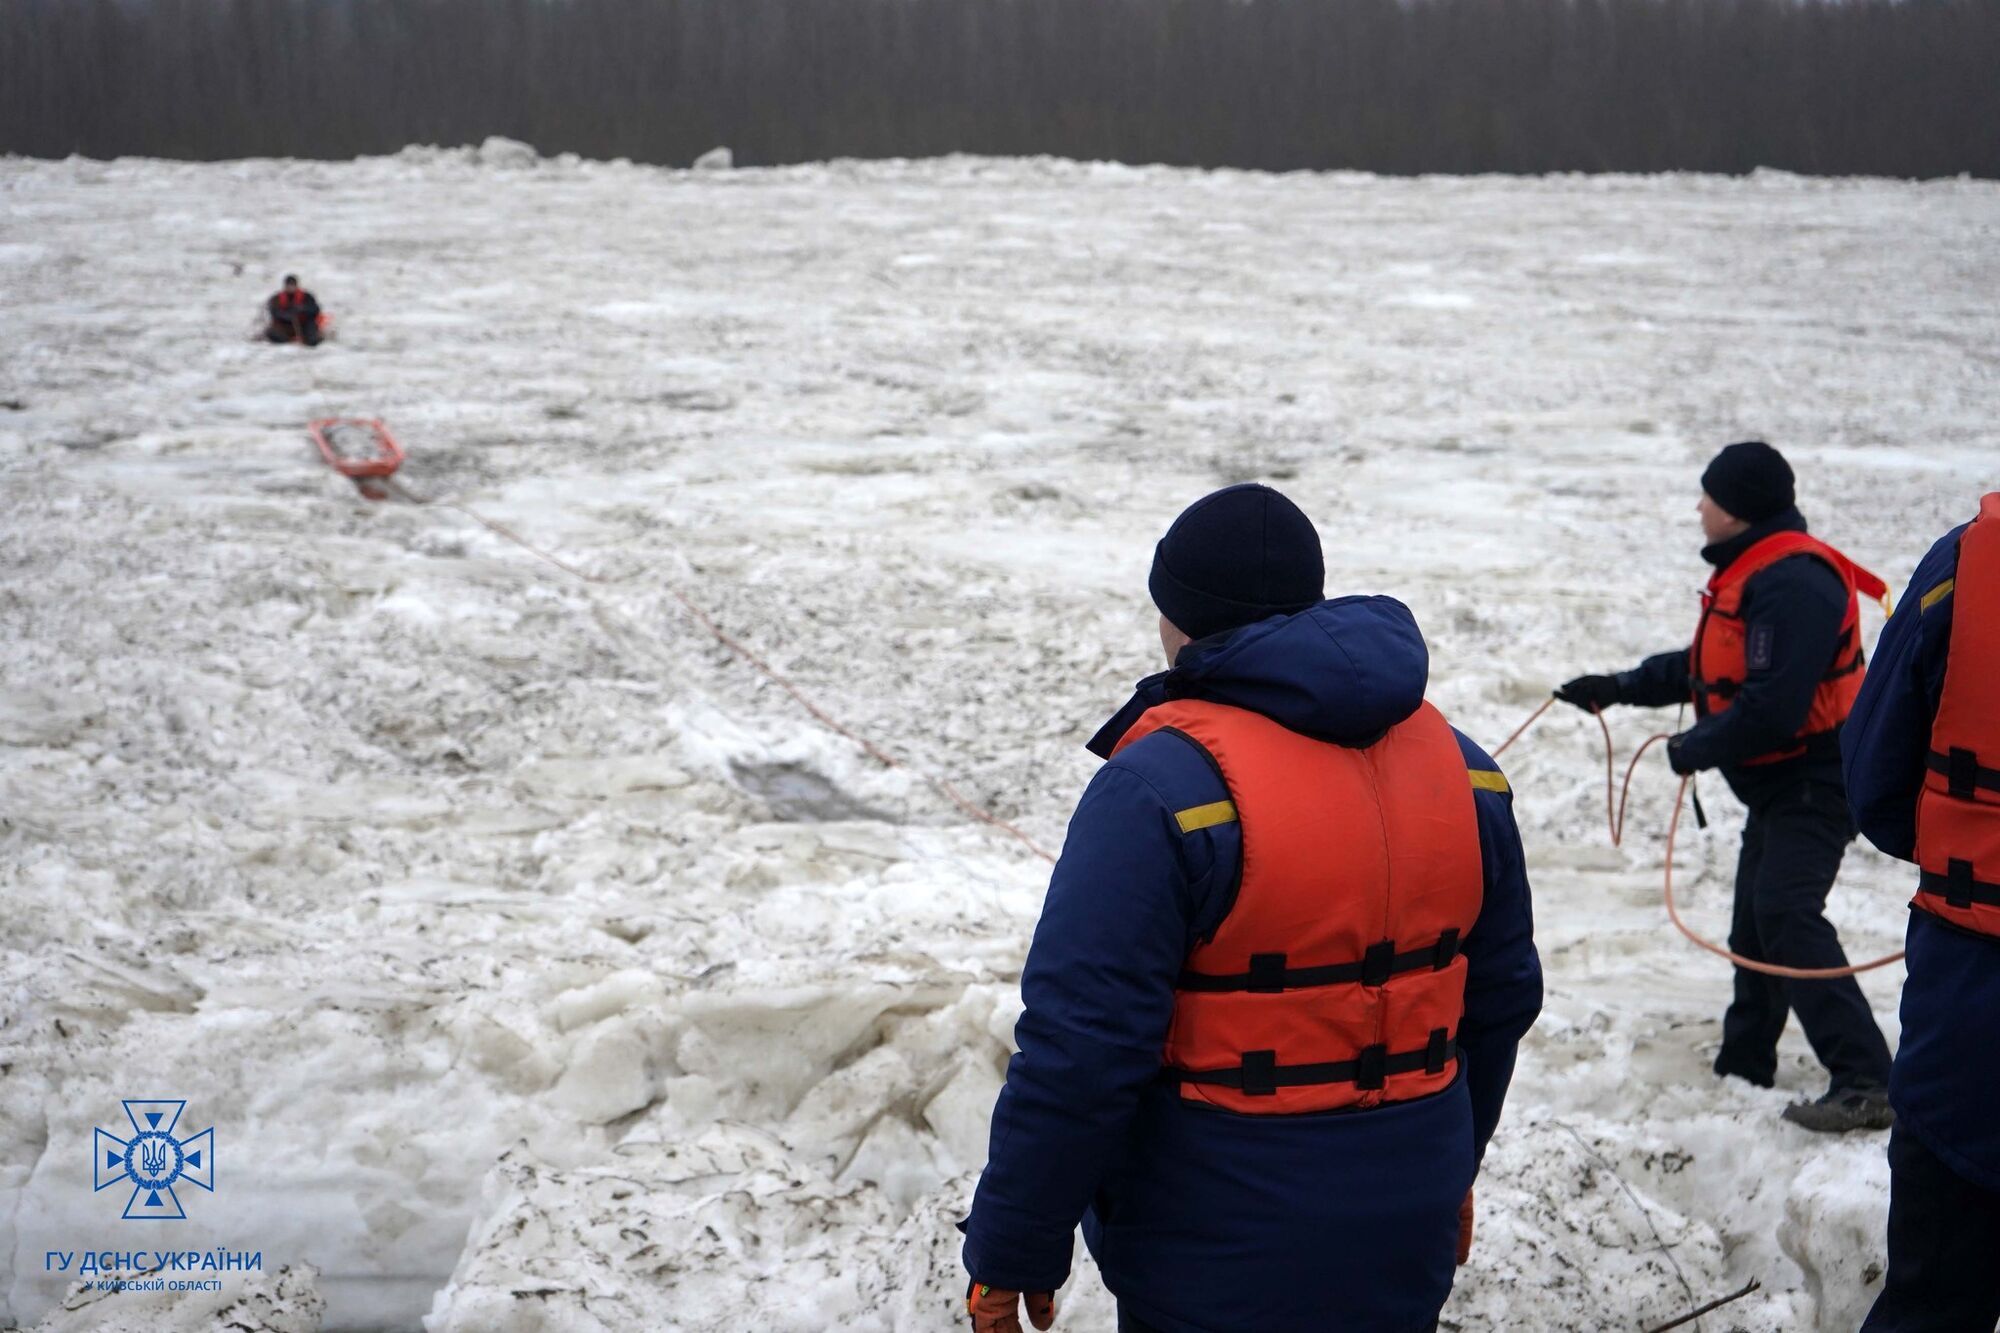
[265,274,323,345]
[960,484,1543,1333]
[1844,492,2000,1331]
[1556,441,1895,1133]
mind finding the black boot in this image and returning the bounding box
[1782,1084,1894,1134]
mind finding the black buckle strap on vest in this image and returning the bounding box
[1694,675,1740,703]
[1173,1035,1461,1093]
[1177,933,1467,994]
[1920,861,2000,911]
[1361,941,1396,988]
[1354,1044,1388,1091]
[1424,1027,1451,1075]
[1247,954,1287,995]
[1822,650,1865,683]
[1952,748,1978,799]
[1933,746,2000,801]
[1241,1049,1278,1096]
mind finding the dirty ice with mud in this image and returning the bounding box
[1,143,1996,1331]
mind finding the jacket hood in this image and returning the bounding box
[1087,595,1431,757]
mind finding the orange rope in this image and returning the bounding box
[383,478,1060,864]
[1491,695,1557,757]
[1497,696,1904,980]
[1660,771,1904,978]
[1494,697,1663,845]
[1495,697,1664,846]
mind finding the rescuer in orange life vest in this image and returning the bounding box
[1557,441,1895,1133]
[265,274,323,346]
[1845,493,2000,1331]
[960,484,1543,1333]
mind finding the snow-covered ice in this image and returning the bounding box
[1,147,1996,1331]
[29,1265,323,1333]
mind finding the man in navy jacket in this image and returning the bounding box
[1556,442,1894,1131]
[1845,511,2000,1331]
[961,484,1543,1333]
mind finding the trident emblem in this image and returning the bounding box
[93,1100,215,1220]
[140,1137,168,1177]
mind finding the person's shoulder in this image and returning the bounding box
[1451,726,1512,801]
[1911,522,1970,614]
[1101,728,1230,814]
[1752,544,1848,609]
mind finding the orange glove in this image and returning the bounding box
[967,1280,1056,1333]
[1456,1187,1475,1265]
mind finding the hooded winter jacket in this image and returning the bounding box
[1845,519,2000,1193]
[961,597,1543,1333]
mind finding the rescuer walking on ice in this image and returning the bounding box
[1844,492,2000,1331]
[961,484,1543,1333]
[1557,441,1895,1133]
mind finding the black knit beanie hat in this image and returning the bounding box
[1149,483,1325,642]
[1701,441,1795,524]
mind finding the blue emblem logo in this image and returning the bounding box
[92,1100,214,1220]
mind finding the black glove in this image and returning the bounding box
[1667,733,1699,775]
[1554,675,1621,713]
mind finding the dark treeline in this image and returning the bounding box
[3,0,1996,176]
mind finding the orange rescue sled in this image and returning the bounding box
[310,418,404,499]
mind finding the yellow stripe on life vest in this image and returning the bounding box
[1921,578,1956,613]
[1468,769,1511,794]
[1175,800,1238,834]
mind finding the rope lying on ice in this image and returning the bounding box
[346,450,1902,968]
[1494,696,1904,980]
[379,477,1061,865]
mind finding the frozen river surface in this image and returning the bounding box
[1,146,1997,1331]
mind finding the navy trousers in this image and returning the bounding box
[1713,778,1893,1091]
[1861,1127,2000,1331]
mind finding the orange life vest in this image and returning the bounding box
[1111,698,1485,1115]
[1913,492,2000,937]
[1690,530,1887,766]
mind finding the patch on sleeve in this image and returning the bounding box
[1174,800,1238,834]
[1747,623,1775,672]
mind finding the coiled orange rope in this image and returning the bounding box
[1495,696,1904,979]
